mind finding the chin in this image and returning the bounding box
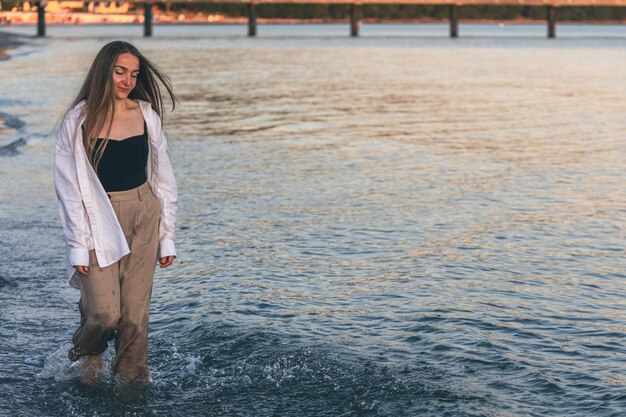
[115,89,131,99]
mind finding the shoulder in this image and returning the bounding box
[138,100,160,120]
[60,101,85,128]
[56,101,85,150]
[68,100,86,119]
[138,100,165,138]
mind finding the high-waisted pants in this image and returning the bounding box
[68,182,161,382]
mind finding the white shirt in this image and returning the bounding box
[54,100,178,289]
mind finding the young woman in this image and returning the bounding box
[54,41,178,383]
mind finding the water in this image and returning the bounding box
[1,23,625,416]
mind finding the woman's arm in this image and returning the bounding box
[54,116,91,271]
[155,122,178,261]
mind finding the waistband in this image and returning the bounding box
[106,181,152,202]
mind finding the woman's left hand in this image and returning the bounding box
[159,256,176,268]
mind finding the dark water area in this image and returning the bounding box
[1,24,625,416]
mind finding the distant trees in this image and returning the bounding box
[166,4,626,22]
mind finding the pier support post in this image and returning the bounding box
[36,1,45,37]
[144,3,152,37]
[350,4,360,37]
[449,5,459,38]
[546,6,556,38]
[248,3,257,37]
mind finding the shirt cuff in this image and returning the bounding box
[158,239,176,258]
[68,247,89,267]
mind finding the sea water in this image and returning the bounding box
[0,23,625,416]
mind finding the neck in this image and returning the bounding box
[113,97,130,113]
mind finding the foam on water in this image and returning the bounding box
[37,344,82,382]
[17,322,490,416]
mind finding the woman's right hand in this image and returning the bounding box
[74,265,89,276]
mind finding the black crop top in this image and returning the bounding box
[92,124,149,192]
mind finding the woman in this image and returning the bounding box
[54,41,178,383]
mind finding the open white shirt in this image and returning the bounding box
[54,100,177,289]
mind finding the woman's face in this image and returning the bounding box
[112,52,140,101]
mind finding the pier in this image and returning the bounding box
[31,0,626,38]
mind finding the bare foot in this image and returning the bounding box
[80,355,103,384]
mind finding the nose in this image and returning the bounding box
[120,73,131,86]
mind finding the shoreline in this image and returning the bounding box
[0,33,28,154]
[0,31,26,60]
[1,12,625,26]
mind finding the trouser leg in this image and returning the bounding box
[69,250,121,361]
[110,185,161,381]
[112,253,155,381]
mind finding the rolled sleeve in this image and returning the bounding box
[158,238,176,259]
[68,247,90,267]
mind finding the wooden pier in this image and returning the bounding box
[33,0,626,38]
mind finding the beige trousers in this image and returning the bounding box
[68,182,161,382]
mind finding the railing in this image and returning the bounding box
[30,0,626,38]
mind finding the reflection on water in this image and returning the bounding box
[0,24,625,416]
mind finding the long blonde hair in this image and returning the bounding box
[69,40,177,170]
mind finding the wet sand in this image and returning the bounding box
[0,31,27,153]
[0,30,25,60]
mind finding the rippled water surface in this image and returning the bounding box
[1,24,625,416]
